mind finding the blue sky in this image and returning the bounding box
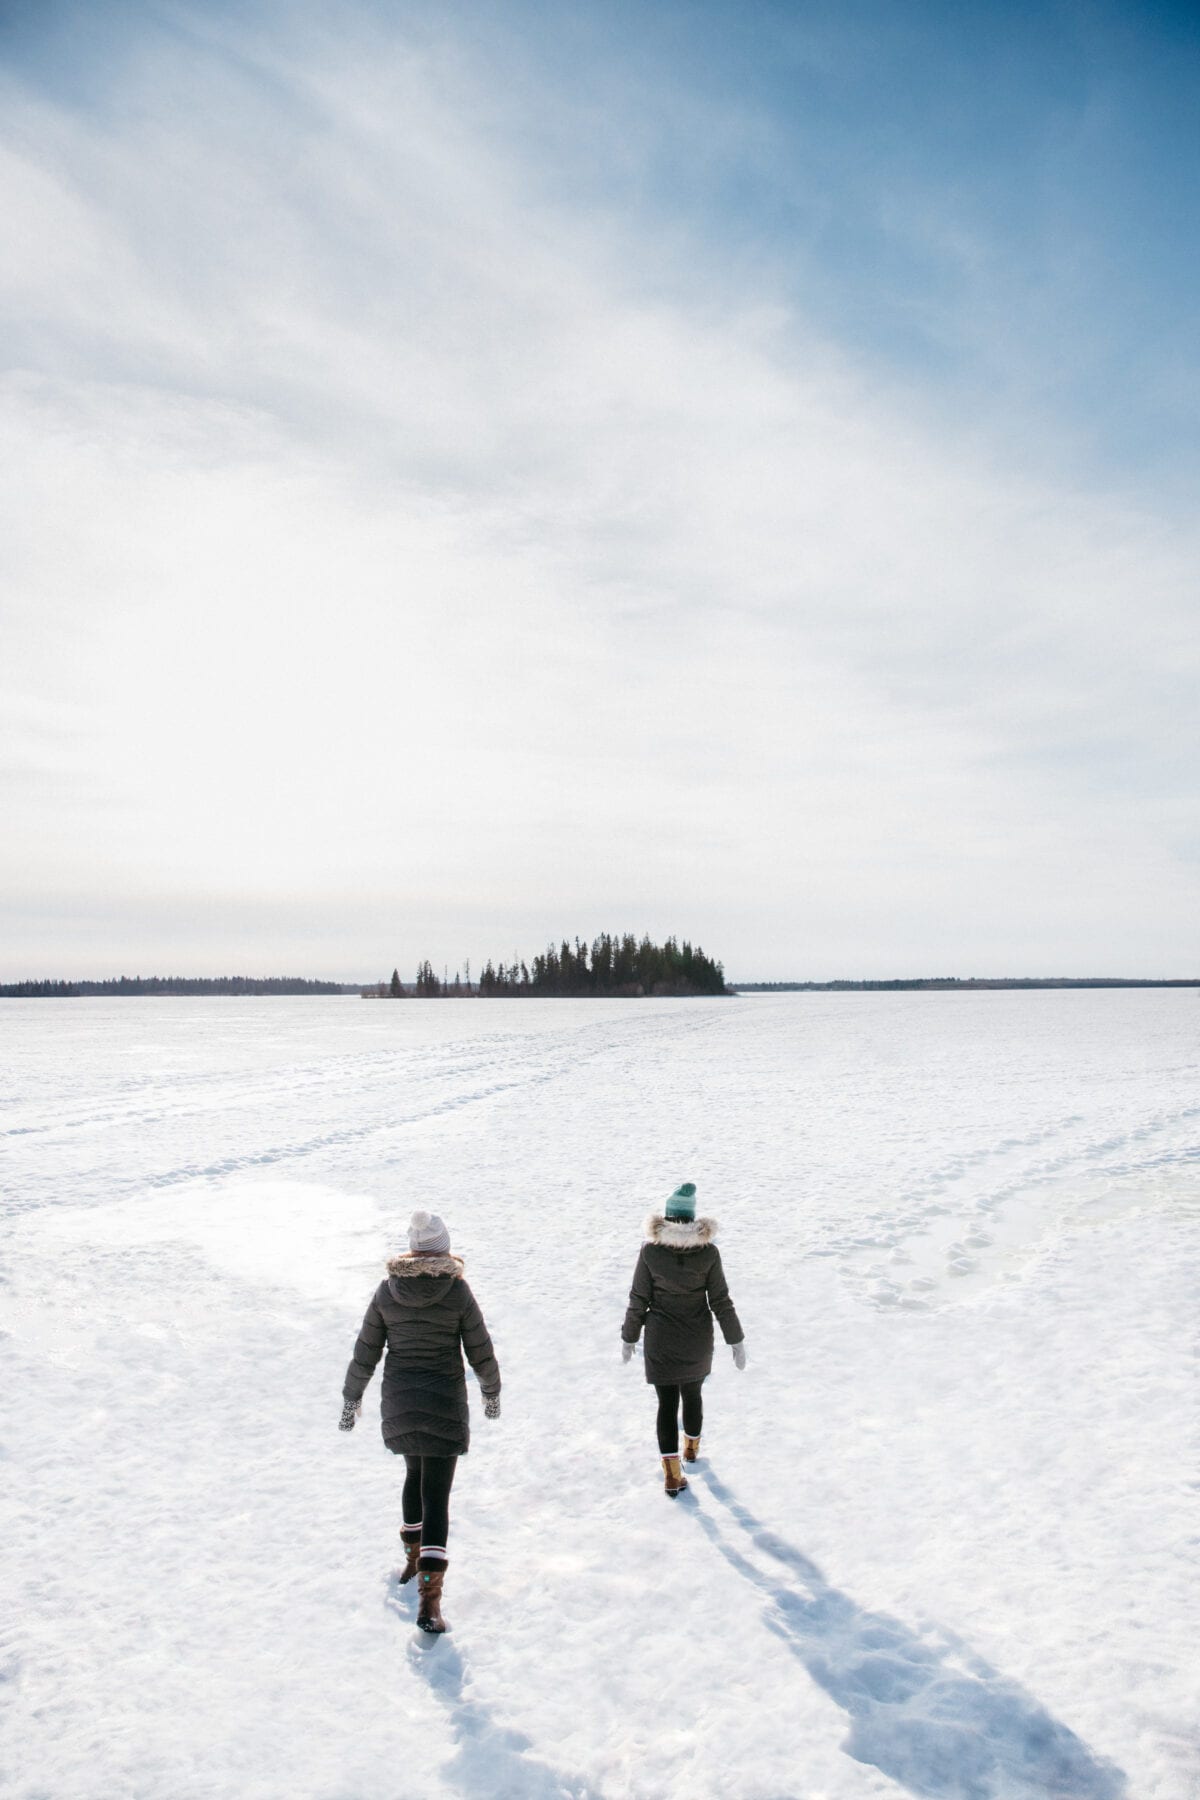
[7,0,1199,476]
[478,0,1200,481]
[1,0,1197,976]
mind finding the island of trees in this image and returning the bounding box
[363,934,728,998]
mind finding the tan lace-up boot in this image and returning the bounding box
[662,1454,689,1497]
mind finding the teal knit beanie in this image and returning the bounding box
[665,1181,697,1221]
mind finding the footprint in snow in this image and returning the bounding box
[383,1570,417,1624]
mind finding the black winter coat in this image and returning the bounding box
[621,1214,743,1385]
[343,1254,500,1457]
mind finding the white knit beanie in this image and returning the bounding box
[408,1209,451,1255]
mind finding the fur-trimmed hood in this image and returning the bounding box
[385,1251,464,1308]
[642,1213,719,1249]
[387,1253,464,1279]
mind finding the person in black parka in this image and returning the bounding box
[621,1181,745,1497]
[340,1208,500,1633]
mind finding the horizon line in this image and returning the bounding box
[2,973,1199,995]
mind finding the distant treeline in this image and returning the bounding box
[0,977,358,997]
[731,978,1200,992]
[365,935,728,998]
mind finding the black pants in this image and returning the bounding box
[402,1454,457,1557]
[655,1381,704,1454]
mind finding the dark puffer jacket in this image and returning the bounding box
[622,1214,743,1385]
[343,1253,500,1457]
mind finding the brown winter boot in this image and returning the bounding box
[397,1528,421,1586]
[416,1564,448,1633]
[662,1454,689,1498]
[683,1435,701,1464]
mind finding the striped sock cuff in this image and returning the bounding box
[418,1545,448,1562]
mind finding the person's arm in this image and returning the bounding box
[706,1249,744,1346]
[621,1248,653,1347]
[342,1293,386,1416]
[459,1283,501,1399]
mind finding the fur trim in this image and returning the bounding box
[386,1253,464,1278]
[643,1213,719,1248]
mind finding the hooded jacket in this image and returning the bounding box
[343,1253,500,1457]
[621,1214,743,1386]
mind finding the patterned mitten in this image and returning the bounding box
[731,1343,747,1370]
[483,1392,501,1420]
[339,1398,361,1431]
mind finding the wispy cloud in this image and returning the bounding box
[1,2,1196,977]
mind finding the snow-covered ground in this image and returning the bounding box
[1,990,1196,1800]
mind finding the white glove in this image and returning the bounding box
[483,1392,501,1420]
[621,1341,636,1363]
[732,1343,746,1371]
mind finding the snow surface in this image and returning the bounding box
[1,990,1197,1800]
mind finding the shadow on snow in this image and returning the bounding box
[690,1467,1127,1800]
[386,1576,599,1799]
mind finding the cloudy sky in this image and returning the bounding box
[2,0,1197,981]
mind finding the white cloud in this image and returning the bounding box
[0,6,1196,978]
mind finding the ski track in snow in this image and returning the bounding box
[1,991,1197,1800]
[836,1102,1200,1312]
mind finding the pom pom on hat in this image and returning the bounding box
[408,1210,451,1255]
[665,1181,697,1221]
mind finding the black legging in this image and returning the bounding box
[655,1381,704,1454]
[402,1454,457,1554]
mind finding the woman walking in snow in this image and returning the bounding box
[339,1209,500,1633]
[621,1181,745,1497]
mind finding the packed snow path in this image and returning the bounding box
[2,992,1196,1799]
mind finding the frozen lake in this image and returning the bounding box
[2,991,1197,1798]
